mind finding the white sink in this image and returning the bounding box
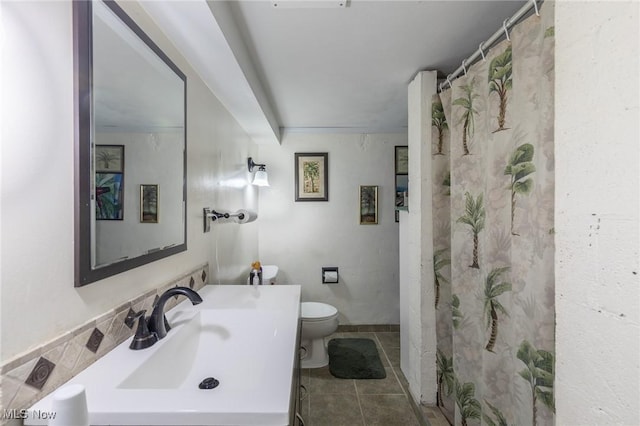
[25,285,301,426]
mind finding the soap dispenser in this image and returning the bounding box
[249,261,263,285]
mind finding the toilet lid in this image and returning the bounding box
[301,302,337,319]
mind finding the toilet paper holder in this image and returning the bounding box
[203,208,257,232]
[322,267,339,284]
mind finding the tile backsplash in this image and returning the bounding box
[0,263,209,423]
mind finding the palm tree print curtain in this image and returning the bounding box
[432,4,555,425]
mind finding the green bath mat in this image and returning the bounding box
[328,338,386,379]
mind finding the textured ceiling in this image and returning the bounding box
[142,1,526,143]
[227,1,524,132]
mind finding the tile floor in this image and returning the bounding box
[299,331,450,426]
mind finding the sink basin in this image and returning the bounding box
[118,309,283,390]
[25,285,301,426]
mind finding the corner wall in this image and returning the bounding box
[555,0,639,423]
[403,71,437,405]
[1,1,259,362]
[257,132,405,325]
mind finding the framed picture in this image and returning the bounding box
[359,185,378,225]
[95,145,124,173]
[395,146,408,175]
[395,174,408,207]
[140,184,159,223]
[395,145,408,222]
[95,173,124,220]
[295,152,328,201]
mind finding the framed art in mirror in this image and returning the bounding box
[359,185,378,225]
[140,184,159,224]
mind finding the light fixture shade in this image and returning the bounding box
[252,169,270,187]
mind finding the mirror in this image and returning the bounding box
[74,0,187,286]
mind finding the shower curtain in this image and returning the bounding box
[432,3,555,425]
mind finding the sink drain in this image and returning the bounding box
[198,377,220,390]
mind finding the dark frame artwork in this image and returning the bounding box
[395,145,408,222]
[95,145,124,221]
[295,152,329,202]
[96,172,124,220]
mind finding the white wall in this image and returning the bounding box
[404,71,437,405]
[257,132,404,325]
[1,1,259,362]
[555,0,640,424]
[95,132,184,266]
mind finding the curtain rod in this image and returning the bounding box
[438,0,541,92]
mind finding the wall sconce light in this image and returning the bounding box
[247,157,270,187]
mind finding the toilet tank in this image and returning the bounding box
[261,265,278,285]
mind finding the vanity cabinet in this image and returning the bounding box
[290,319,304,426]
[26,285,303,426]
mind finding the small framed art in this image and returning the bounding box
[359,185,378,225]
[140,184,159,223]
[395,146,408,174]
[95,145,124,173]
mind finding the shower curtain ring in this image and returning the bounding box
[532,0,540,16]
[462,59,467,75]
[439,81,444,92]
[446,76,452,89]
[503,18,511,41]
[478,42,486,61]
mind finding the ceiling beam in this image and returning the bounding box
[140,1,281,145]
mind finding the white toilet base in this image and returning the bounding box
[301,338,329,368]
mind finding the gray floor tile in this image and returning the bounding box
[358,325,388,332]
[360,394,420,426]
[421,404,452,426]
[330,331,376,340]
[374,332,400,349]
[308,393,364,426]
[300,368,310,388]
[303,330,420,426]
[394,367,411,394]
[383,346,401,367]
[337,325,359,332]
[355,367,404,395]
[299,391,310,425]
[308,366,357,394]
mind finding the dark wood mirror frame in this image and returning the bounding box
[73,0,187,287]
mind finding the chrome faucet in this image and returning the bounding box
[148,286,203,340]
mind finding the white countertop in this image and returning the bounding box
[25,284,301,426]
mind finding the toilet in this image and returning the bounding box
[300,302,339,368]
[255,265,339,368]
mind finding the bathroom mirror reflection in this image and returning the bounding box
[75,0,187,286]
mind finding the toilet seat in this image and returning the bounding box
[301,302,338,321]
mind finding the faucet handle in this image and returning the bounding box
[124,309,145,329]
[127,309,158,350]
